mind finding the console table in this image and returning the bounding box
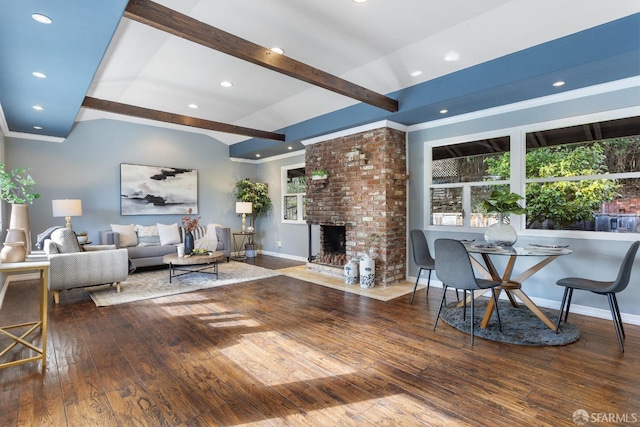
[0,259,50,371]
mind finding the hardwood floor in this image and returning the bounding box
[1,255,638,426]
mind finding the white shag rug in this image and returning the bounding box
[87,261,282,306]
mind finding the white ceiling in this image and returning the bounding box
[76,0,640,146]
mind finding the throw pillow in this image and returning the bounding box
[110,224,138,247]
[135,224,160,246]
[157,223,181,245]
[50,228,82,253]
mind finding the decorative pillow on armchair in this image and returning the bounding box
[50,228,82,253]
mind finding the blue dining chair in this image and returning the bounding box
[555,240,640,352]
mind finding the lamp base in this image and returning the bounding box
[65,216,72,229]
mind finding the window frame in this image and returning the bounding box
[281,163,306,224]
[424,107,640,241]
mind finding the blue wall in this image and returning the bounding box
[4,119,256,246]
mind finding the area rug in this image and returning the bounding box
[439,299,580,346]
[87,261,282,307]
[278,265,424,301]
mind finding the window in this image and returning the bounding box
[282,164,306,223]
[426,114,640,235]
[524,116,640,232]
[430,136,510,228]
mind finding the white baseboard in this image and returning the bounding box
[259,249,308,263]
[408,276,640,326]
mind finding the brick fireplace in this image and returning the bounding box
[305,125,407,286]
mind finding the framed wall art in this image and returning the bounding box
[120,163,198,215]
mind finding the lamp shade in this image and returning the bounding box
[52,199,82,217]
[235,202,252,214]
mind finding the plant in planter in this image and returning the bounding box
[311,169,329,180]
[76,231,89,244]
[480,188,526,246]
[0,164,40,255]
[235,179,272,256]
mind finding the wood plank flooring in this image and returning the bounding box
[1,255,639,426]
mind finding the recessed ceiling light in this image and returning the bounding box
[553,81,565,87]
[288,146,293,150]
[32,105,44,111]
[270,47,284,55]
[444,51,460,62]
[33,126,43,130]
[32,71,47,79]
[410,70,423,77]
[256,154,261,158]
[353,0,369,3]
[440,109,448,114]
[32,13,52,24]
[220,81,233,88]
[188,103,199,109]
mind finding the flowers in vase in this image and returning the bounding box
[181,208,201,232]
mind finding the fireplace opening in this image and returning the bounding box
[317,225,346,266]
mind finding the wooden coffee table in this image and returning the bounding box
[163,251,225,283]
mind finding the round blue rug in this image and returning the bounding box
[440,299,580,346]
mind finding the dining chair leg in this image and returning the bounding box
[470,293,475,346]
[607,293,625,352]
[433,285,448,331]
[556,287,570,333]
[426,270,432,296]
[410,268,423,304]
[462,290,467,322]
[611,293,625,338]
[563,288,574,322]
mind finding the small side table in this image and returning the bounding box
[232,232,255,261]
[0,259,50,371]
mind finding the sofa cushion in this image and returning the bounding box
[50,228,82,253]
[135,224,160,246]
[125,244,177,259]
[157,223,181,245]
[110,224,138,247]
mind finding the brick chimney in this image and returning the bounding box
[305,125,408,286]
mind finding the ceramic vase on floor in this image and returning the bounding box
[484,213,517,246]
[359,254,375,288]
[344,258,359,285]
[7,204,31,254]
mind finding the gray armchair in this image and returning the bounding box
[44,228,129,304]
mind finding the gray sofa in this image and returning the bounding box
[99,224,231,268]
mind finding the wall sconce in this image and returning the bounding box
[52,199,82,229]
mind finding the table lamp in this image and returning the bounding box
[52,199,82,229]
[235,202,252,232]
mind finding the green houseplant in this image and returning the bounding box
[311,169,328,180]
[0,165,40,205]
[235,179,272,256]
[0,165,40,255]
[480,189,526,246]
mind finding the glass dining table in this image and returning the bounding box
[462,243,573,331]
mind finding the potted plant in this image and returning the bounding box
[480,188,526,246]
[235,179,272,257]
[76,231,89,244]
[311,169,328,180]
[0,164,40,254]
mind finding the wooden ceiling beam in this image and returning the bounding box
[124,0,399,113]
[82,97,286,141]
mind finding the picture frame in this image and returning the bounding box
[120,163,198,215]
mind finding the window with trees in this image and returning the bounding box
[428,115,640,234]
[282,164,306,223]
